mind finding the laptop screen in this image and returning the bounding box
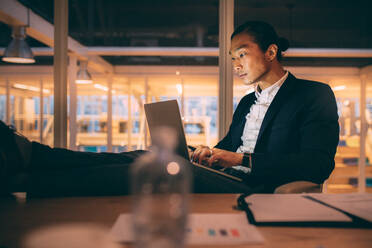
[144,100,190,160]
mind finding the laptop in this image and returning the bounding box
[144,99,243,182]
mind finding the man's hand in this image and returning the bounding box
[207,148,244,168]
[191,145,212,165]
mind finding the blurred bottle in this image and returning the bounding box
[131,127,191,248]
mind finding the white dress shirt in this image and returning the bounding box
[234,71,289,173]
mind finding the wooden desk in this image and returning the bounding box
[1,194,371,248]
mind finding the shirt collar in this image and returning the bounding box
[255,71,289,98]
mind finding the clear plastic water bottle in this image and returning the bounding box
[131,127,191,248]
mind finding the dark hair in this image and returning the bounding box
[231,21,289,61]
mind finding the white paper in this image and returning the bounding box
[308,193,372,222]
[110,213,264,245]
[244,194,352,223]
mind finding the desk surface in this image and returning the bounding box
[1,194,371,248]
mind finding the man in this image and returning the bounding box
[0,21,339,196]
[192,21,339,192]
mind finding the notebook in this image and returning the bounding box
[144,99,243,182]
[236,193,372,228]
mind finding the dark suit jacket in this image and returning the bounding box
[215,73,339,191]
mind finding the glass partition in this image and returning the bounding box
[328,75,361,193]
[0,75,54,145]
[147,74,219,147]
[111,77,144,152]
[111,86,130,152]
[75,79,108,152]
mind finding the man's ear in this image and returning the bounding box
[265,44,278,61]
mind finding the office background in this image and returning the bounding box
[0,0,371,193]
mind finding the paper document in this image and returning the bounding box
[308,193,372,222]
[110,213,264,245]
[244,194,352,223]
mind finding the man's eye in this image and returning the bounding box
[231,57,236,61]
[239,53,246,58]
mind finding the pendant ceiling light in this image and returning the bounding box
[76,60,93,84]
[2,26,35,64]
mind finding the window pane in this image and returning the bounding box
[3,76,53,145]
[327,73,361,193]
[147,72,219,148]
[76,80,108,152]
[112,77,145,152]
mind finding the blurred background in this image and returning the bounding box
[0,0,372,193]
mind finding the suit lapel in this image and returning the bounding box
[255,73,297,146]
[242,93,257,117]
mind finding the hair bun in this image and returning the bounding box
[278,37,289,51]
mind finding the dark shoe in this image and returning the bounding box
[0,121,30,195]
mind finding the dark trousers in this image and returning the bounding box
[23,142,253,197]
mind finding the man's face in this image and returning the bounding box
[230,33,271,85]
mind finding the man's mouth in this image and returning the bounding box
[239,73,247,78]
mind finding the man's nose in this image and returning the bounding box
[233,62,242,73]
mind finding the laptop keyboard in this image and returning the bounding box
[219,167,247,180]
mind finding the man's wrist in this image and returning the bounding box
[237,153,244,165]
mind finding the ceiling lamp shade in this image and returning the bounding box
[2,26,35,64]
[76,60,92,84]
